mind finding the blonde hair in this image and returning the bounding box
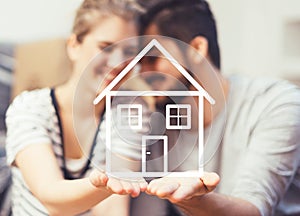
[73,0,144,43]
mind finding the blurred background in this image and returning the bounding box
[1,0,299,77]
[0,0,299,214]
[1,0,299,154]
[210,0,300,80]
[0,0,299,139]
[1,0,298,124]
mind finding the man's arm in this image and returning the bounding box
[146,172,260,216]
[176,192,260,216]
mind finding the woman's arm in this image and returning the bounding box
[89,154,146,216]
[92,195,130,216]
[15,143,146,216]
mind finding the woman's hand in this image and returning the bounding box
[146,172,220,203]
[89,169,148,198]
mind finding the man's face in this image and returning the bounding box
[140,25,190,105]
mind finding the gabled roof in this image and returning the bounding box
[93,39,215,105]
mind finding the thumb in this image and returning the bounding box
[200,172,220,192]
[89,169,108,188]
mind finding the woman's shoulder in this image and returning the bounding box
[7,88,53,116]
[10,88,51,107]
[5,88,56,166]
[12,88,51,103]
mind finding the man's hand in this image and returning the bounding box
[146,172,220,203]
[89,169,148,198]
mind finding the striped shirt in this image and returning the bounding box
[5,88,146,215]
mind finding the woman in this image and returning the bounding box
[5,0,147,215]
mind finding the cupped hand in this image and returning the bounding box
[89,169,148,198]
[146,172,220,203]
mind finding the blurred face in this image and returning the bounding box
[140,24,189,92]
[69,15,138,92]
[140,24,190,105]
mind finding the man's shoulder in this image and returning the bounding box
[225,74,300,130]
[228,74,300,105]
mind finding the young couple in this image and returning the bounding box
[6,0,300,215]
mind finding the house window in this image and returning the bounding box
[166,104,191,129]
[117,104,142,129]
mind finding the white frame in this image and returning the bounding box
[142,135,168,173]
[117,104,142,130]
[106,93,203,177]
[99,38,214,177]
[166,104,191,129]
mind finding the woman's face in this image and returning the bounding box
[69,15,138,92]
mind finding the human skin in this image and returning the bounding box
[14,16,146,216]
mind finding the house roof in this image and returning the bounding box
[93,39,215,105]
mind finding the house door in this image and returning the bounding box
[142,135,168,173]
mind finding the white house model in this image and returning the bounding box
[93,39,215,178]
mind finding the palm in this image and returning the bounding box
[89,170,147,198]
[146,172,220,203]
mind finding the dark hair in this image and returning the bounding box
[139,0,221,69]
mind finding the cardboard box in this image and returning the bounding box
[12,39,71,99]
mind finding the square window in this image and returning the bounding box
[130,108,139,115]
[179,108,187,115]
[169,117,178,126]
[120,107,128,116]
[130,117,139,126]
[117,104,143,129]
[170,108,178,115]
[166,104,191,129]
[179,117,188,126]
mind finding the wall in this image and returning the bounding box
[0,0,299,79]
[209,0,300,79]
[0,0,82,43]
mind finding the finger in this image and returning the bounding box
[120,180,134,194]
[107,178,125,194]
[200,172,220,192]
[147,178,163,194]
[138,179,148,192]
[147,178,179,197]
[156,182,180,198]
[130,182,141,198]
[170,175,218,202]
[89,170,108,187]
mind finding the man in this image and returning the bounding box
[131,0,300,215]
